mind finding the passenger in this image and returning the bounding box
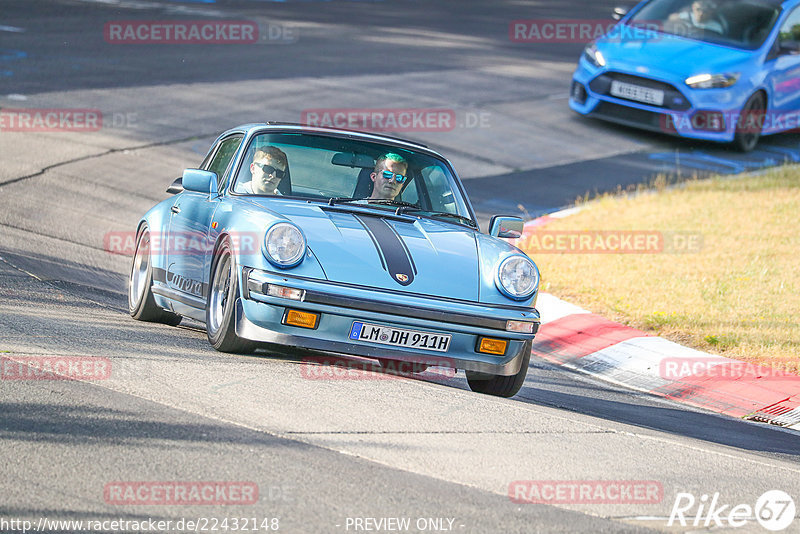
[369,153,408,200]
[243,146,288,195]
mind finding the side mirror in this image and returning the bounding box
[181,169,218,194]
[166,176,183,195]
[489,216,524,239]
[612,6,629,20]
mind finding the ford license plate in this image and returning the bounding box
[349,321,451,352]
[610,80,664,106]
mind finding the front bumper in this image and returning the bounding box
[570,61,744,143]
[236,267,539,376]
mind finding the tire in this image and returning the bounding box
[206,238,257,353]
[128,225,182,326]
[733,92,765,153]
[377,358,428,374]
[466,340,532,398]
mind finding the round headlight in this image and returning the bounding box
[264,222,306,268]
[496,255,539,300]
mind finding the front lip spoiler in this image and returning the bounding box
[233,300,527,376]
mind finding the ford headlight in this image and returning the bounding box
[685,73,740,89]
[496,255,539,300]
[264,222,306,268]
[583,42,606,68]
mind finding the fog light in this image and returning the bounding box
[266,284,305,301]
[477,337,508,356]
[506,320,536,334]
[571,81,587,104]
[283,309,319,329]
[691,110,726,132]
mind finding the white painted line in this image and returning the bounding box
[5,94,27,101]
[0,25,25,33]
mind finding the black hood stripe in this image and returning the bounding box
[386,221,417,275]
[355,214,415,286]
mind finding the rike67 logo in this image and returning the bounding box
[668,490,796,531]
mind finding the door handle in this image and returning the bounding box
[171,205,181,214]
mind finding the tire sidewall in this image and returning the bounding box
[734,92,765,153]
[129,225,152,318]
[206,239,238,347]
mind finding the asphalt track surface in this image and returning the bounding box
[1,1,799,533]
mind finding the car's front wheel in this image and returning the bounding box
[733,92,765,153]
[206,238,257,353]
[128,225,182,326]
[465,341,531,398]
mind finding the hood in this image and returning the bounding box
[257,200,481,300]
[598,33,755,81]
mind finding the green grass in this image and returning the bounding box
[520,165,800,374]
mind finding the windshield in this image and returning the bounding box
[231,132,474,225]
[628,0,781,49]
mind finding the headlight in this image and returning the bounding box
[496,255,539,300]
[264,222,306,268]
[685,73,740,89]
[583,42,606,68]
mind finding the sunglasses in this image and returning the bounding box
[380,170,407,183]
[254,162,286,179]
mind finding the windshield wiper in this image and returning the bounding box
[328,198,422,214]
[366,199,421,211]
[327,197,363,206]
[426,211,478,228]
[394,205,477,229]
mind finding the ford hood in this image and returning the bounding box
[598,32,755,81]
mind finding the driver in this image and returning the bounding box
[369,153,408,200]
[669,0,724,34]
[243,146,288,195]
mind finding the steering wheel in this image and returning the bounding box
[664,18,695,37]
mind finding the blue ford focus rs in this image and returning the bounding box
[570,0,800,151]
[128,123,540,397]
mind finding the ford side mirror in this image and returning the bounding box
[181,169,218,194]
[489,216,524,239]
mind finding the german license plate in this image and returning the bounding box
[610,80,664,106]
[349,321,451,352]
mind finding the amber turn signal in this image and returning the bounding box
[283,309,319,329]
[477,337,508,355]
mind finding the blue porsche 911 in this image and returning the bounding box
[128,123,540,397]
[570,0,800,151]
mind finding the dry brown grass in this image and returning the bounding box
[521,166,800,374]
